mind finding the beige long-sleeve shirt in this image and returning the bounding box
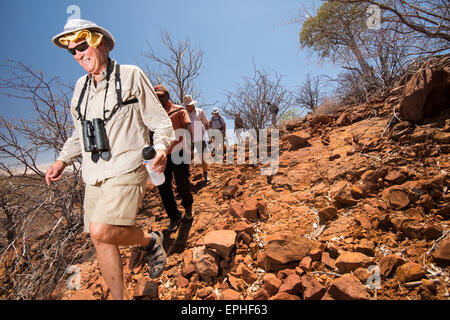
[57,59,175,184]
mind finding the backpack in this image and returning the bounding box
[211,114,225,130]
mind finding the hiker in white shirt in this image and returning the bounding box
[182,95,210,183]
[209,107,227,157]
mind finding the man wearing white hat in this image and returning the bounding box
[182,95,209,183]
[45,19,175,299]
[209,107,227,157]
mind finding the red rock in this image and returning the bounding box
[418,194,434,210]
[434,131,450,144]
[335,252,372,274]
[263,273,282,296]
[237,232,252,245]
[67,289,97,300]
[204,230,237,258]
[396,262,425,283]
[256,201,269,221]
[336,112,351,126]
[308,248,322,261]
[128,246,145,273]
[423,224,443,240]
[279,274,302,295]
[269,292,301,300]
[310,114,332,126]
[333,192,358,207]
[321,292,335,300]
[230,221,254,236]
[383,187,410,210]
[133,278,159,299]
[277,269,296,280]
[401,220,423,239]
[321,251,336,271]
[318,206,338,223]
[354,214,372,230]
[205,292,218,300]
[285,132,311,150]
[176,275,189,288]
[263,238,315,271]
[222,289,241,300]
[192,246,219,279]
[236,263,257,285]
[229,203,244,219]
[300,273,326,300]
[399,66,449,123]
[197,286,214,298]
[432,238,450,265]
[327,274,370,300]
[181,263,196,278]
[242,198,259,220]
[228,275,245,291]
[329,154,341,161]
[351,185,364,199]
[253,288,270,300]
[223,184,239,197]
[385,169,408,185]
[271,175,294,191]
[355,240,375,257]
[299,256,312,271]
[360,169,386,195]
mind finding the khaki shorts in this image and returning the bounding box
[83,165,148,233]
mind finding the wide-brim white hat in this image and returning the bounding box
[182,95,197,107]
[52,19,115,51]
[212,107,219,114]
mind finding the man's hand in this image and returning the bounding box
[150,149,167,174]
[45,161,67,186]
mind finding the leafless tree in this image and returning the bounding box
[223,63,295,133]
[142,31,215,106]
[0,61,87,299]
[295,73,324,112]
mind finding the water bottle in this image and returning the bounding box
[142,146,165,186]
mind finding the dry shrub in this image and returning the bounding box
[312,98,341,115]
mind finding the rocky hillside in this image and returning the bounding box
[59,55,449,301]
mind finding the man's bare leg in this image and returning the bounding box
[90,223,154,300]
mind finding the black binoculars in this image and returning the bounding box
[81,118,111,163]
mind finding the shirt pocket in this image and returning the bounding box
[104,88,136,120]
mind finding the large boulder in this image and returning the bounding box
[399,66,449,123]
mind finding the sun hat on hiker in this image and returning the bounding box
[182,95,197,107]
[212,107,219,114]
[154,84,170,96]
[52,19,115,51]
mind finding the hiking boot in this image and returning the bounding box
[183,206,193,221]
[167,216,182,232]
[144,231,167,279]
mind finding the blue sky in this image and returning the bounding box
[0,0,340,164]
